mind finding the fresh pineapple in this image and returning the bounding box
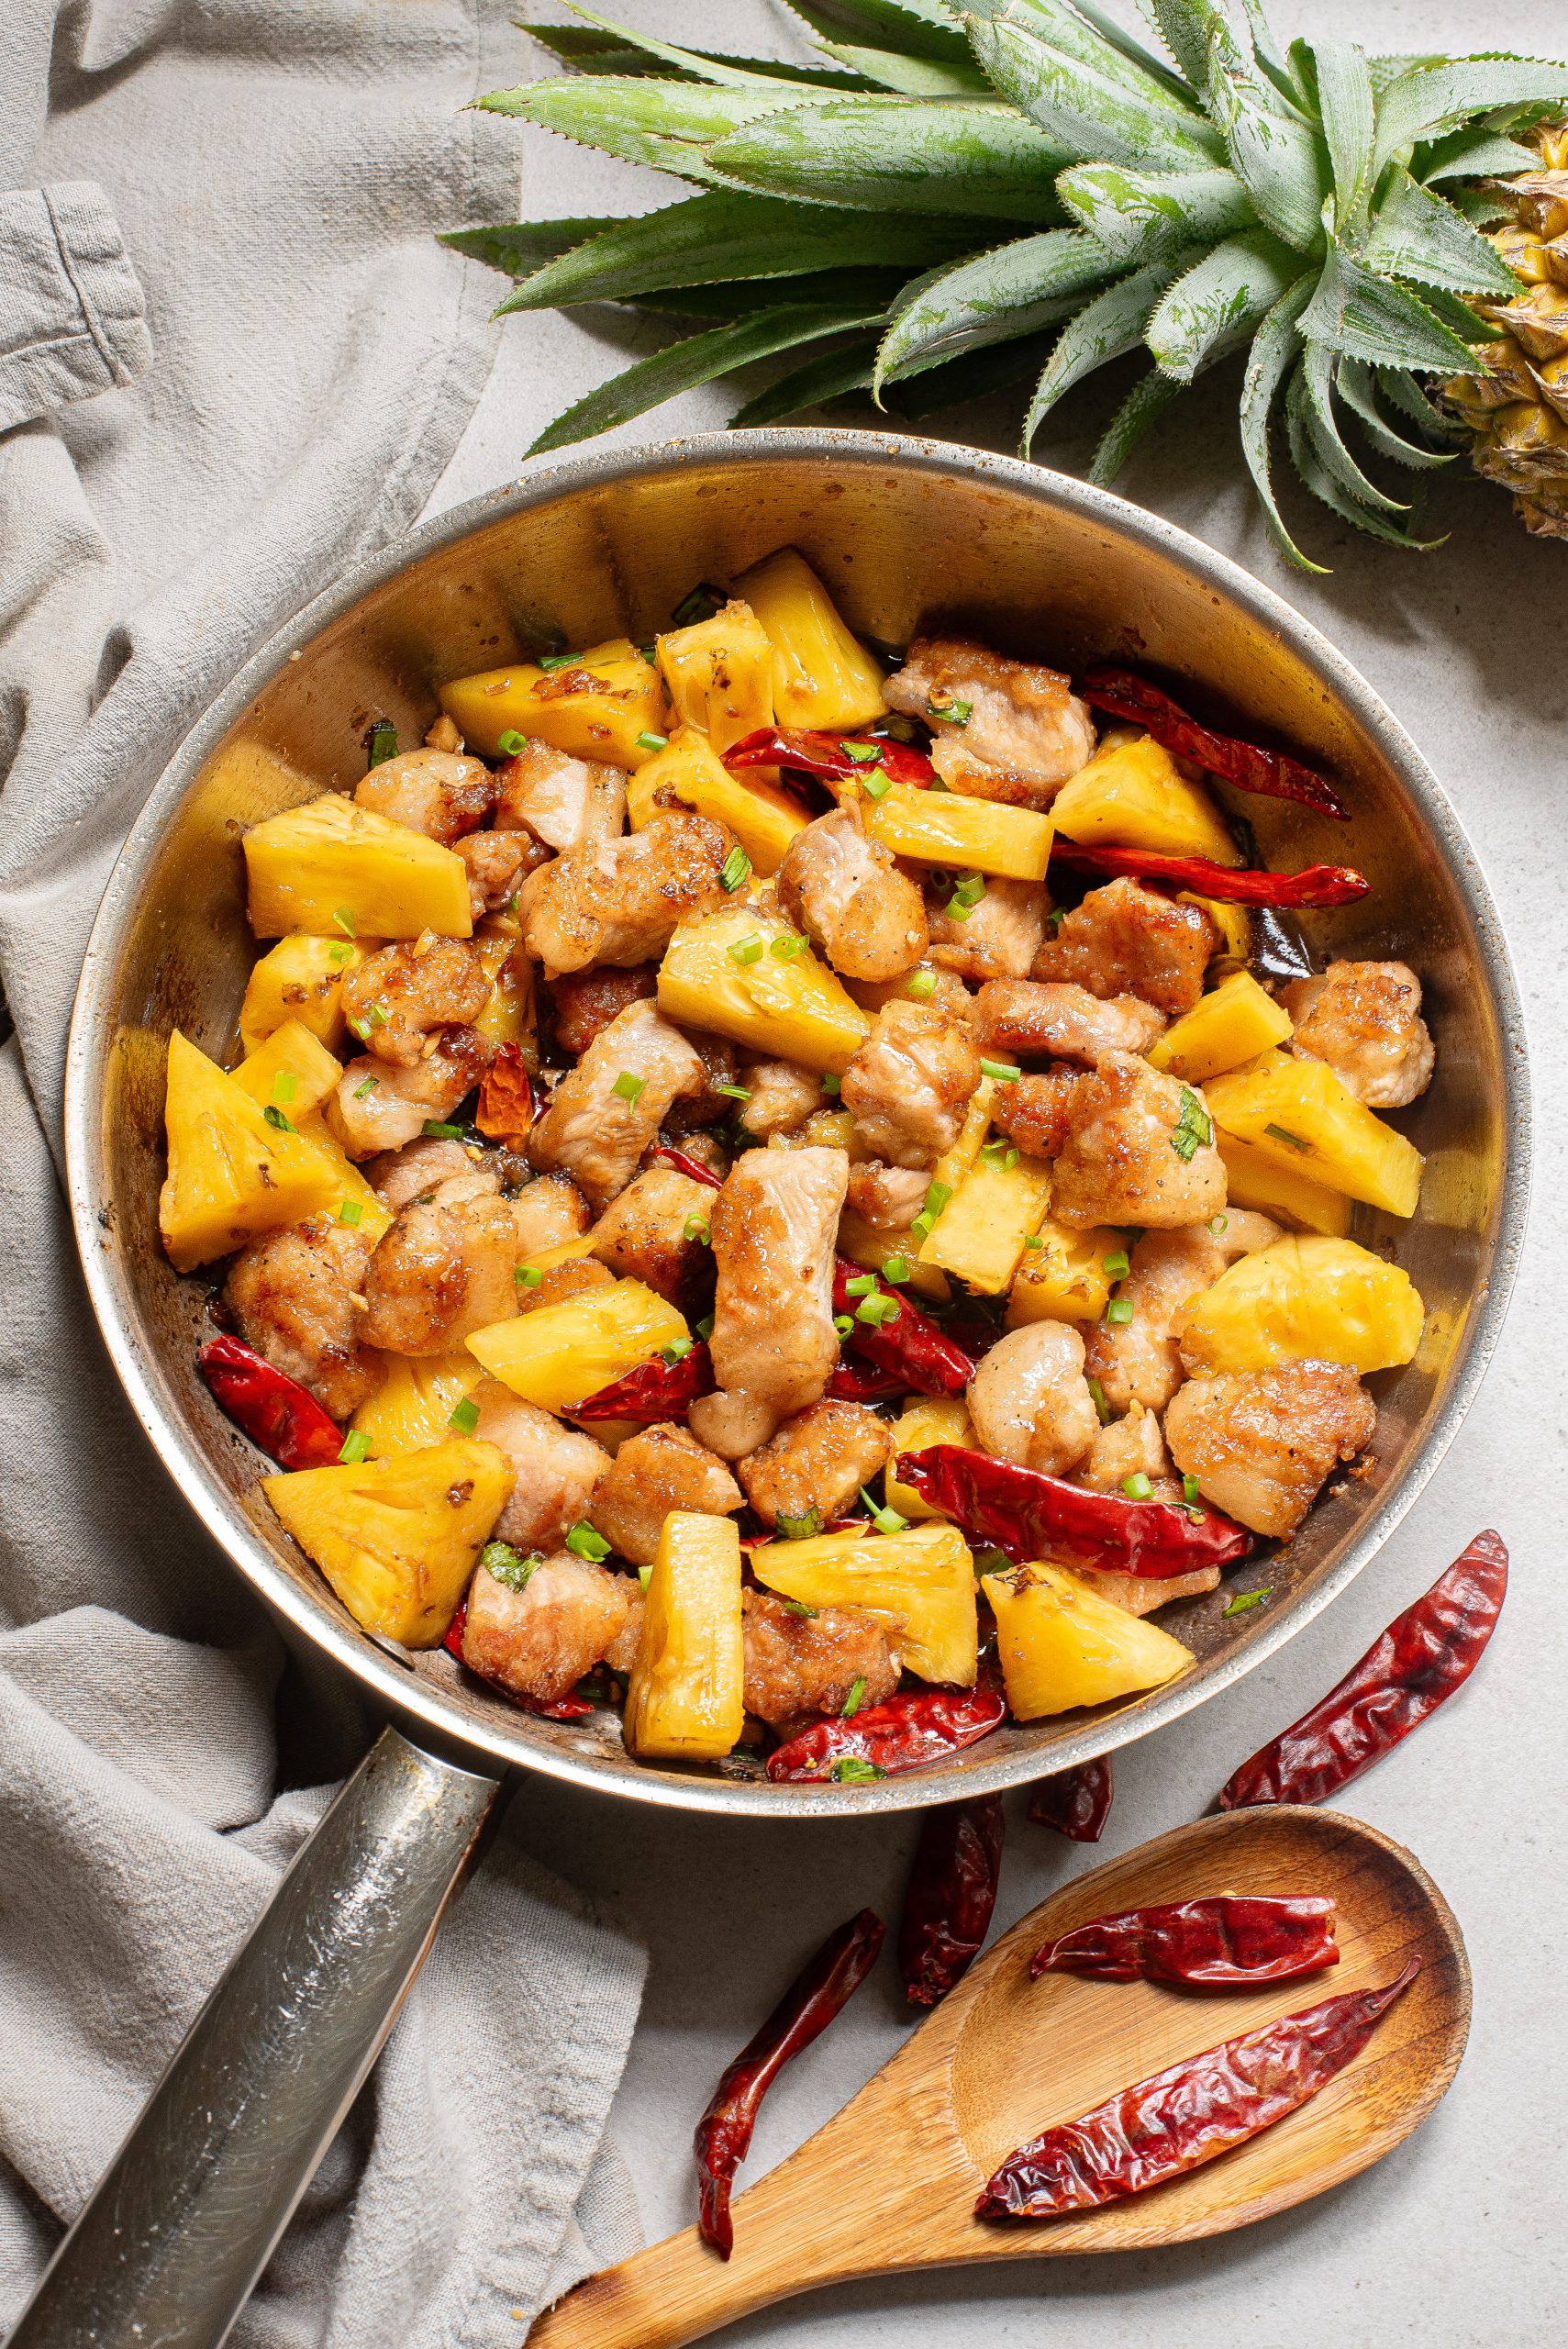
[1206,1051,1423,1219]
[733,546,888,729]
[917,1148,1052,1295]
[1184,896,1252,970]
[243,794,471,941]
[1006,1217,1122,1328]
[1179,1234,1425,1375]
[439,639,667,768]
[862,780,1054,884]
[239,932,371,1054]
[982,1563,1194,1720]
[928,1074,996,1202]
[750,1520,977,1687]
[1051,736,1240,865]
[626,725,809,874]
[624,1510,745,1761]
[262,1437,512,1647]
[837,1208,949,1303]
[472,926,539,1062]
[657,902,871,1074]
[160,1030,349,1271]
[1216,1134,1352,1238]
[656,600,775,756]
[350,1353,485,1456]
[1148,972,1294,1084]
[466,1277,688,1415]
[885,1397,973,1522]
[232,1019,343,1123]
[291,1122,393,1243]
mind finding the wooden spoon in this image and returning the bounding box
[528,1805,1469,2349]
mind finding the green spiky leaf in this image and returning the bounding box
[731,336,883,423]
[523,25,864,84]
[1143,0,1227,95]
[474,78,831,188]
[1025,258,1183,439]
[1335,357,1458,467]
[1299,243,1485,370]
[964,0,1198,109]
[1054,162,1255,263]
[970,14,1224,171]
[706,97,1073,219]
[1206,17,1327,249]
[555,8,833,88]
[1371,57,1568,182]
[1418,125,1540,181]
[1147,228,1301,380]
[1088,363,1186,483]
[1239,273,1321,568]
[891,326,1059,414]
[1284,358,1445,547]
[1297,40,1375,227]
[787,1,973,64]
[875,230,1113,385]
[1299,344,1407,510]
[1362,169,1522,296]
[631,268,913,318]
[812,42,994,95]
[439,219,623,276]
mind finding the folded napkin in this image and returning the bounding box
[0,3,647,2338]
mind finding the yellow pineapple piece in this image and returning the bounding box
[439,639,668,769]
[656,599,775,756]
[262,1438,512,1648]
[1216,1134,1351,1237]
[733,545,888,729]
[350,1353,485,1456]
[160,1030,350,1272]
[1182,893,1251,967]
[472,926,539,1062]
[232,1019,343,1123]
[519,1231,601,1276]
[657,902,871,1074]
[624,1510,745,1760]
[1179,1233,1424,1375]
[243,794,471,941]
[982,1562,1194,1719]
[928,1074,996,1200]
[291,1119,393,1243]
[239,932,372,1054]
[918,1148,1052,1294]
[627,725,810,874]
[1148,971,1293,1083]
[863,779,1054,882]
[1006,1217,1122,1327]
[466,1277,687,1415]
[1205,1049,1423,1218]
[751,1520,977,1687]
[885,1397,974,1521]
[837,1208,950,1302]
[1051,734,1240,864]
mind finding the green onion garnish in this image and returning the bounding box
[844,1274,877,1297]
[272,1071,297,1104]
[856,1292,901,1328]
[262,1104,296,1133]
[422,1119,464,1141]
[338,1430,371,1464]
[950,872,986,911]
[780,1597,819,1618]
[1171,1085,1214,1163]
[516,1264,543,1288]
[695,1314,715,1341]
[1024,1232,1044,1250]
[924,1181,953,1218]
[728,934,764,966]
[862,770,893,800]
[639,1564,653,1591]
[714,1082,751,1101]
[537,651,578,671]
[1087,1376,1110,1425]
[338,1199,363,1227]
[718,845,751,893]
[927,693,973,726]
[662,1336,694,1364]
[820,1073,840,1095]
[882,1256,910,1284]
[909,1211,936,1243]
[449,1397,480,1435]
[365,720,398,769]
[906,969,937,1000]
[1224,1586,1273,1616]
[1102,1250,1130,1278]
[833,1313,855,1341]
[861,1488,907,1537]
[841,740,884,764]
[482,1540,541,1592]
[684,1216,711,1244]
[611,1071,646,1107]
[841,1675,867,1717]
[1105,1297,1134,1326]
[636,731,668,751]
[1209,1214,1229,1235]
[980,1141,1018,1173]
[979,1059,1020,1083]
[332,907,357,939]
[496,729,528,757]
[769,932,807,960]
[776,1508,823,1542]
[1264,1121,1308,1152]
[1183,1474,1201,1505]
[353,1076,378,1099]
[564,1522,612,1563]
[832,1756,886,1784]
[328,942,352,966]
[1122,1472,1153,1500]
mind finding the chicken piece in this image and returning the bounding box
[968,1320,1101,1476]
[528,998,706,1211]
[738,1057,823,1140]
[741,1589,901,1730]
[458,830,545,921]
[775,807,929,983]
[1031,878,1216,1018]
[845,1161,930,1230]
[494,738,628,853]
[364,1135,480,1211]
[1084,1212,1280,1415]
[989,1070,1080,1162]
[662,1029,741,1135]
[585,1420,744,1567]
[547,963,657,1058]
[1163,1360,1376,1540]
[223,1214,381,1420]
[1281,960,1435,1108]
[354,747,495,844]
[361,1188,538,1354]
[1051,1052,1226,1230]
[1090,1565,1222,1618]
[884,637,1095,807]
[517,1259,616,1316]
[840,1000,982,1171]
[739,1399,894,1531]
[973,978,1166,1065]
[330,1026,491,1158]
[588,1165,716,1305]
[511,1170,595,1257]
[339,937,492,1068]
[517,809,728,975]
[1079,1399,1177,1496]
[651,1128,728,1182]
[460,1553,638,1704]
[467,1383,611,1551]
[426,714,462,754]
[926,874,1048,983]
[688,1145,849,1460]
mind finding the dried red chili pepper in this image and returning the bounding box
[441,1603,595,1720]
[474,1042,534,1142]
[571,1342,716,1423]
[1077,666,1348,821]
[977,1958,1419,2219]
[725,727,935,788]
[766,1684,1007,1782]
[827,1355,907,1404]
[1218,1530,1507,1810]
[651,1142,724,1190]
[1030,1896,1340,1987]
[900,1795,1006,2008]
[1029,1756,1114,1842]
[197,1335,344,1471]
[833,1257,973,1400]
[1050,840,1368,908]
[695,1908,885,2257]
[896,1446,1251,1577]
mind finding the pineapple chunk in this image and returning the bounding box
[232,1019,343,1123]
[1206,1049,1423,1218]
[625,1510,745,1761]
[929,1074,996,1200]
[1006,1217,1122,1327]
[439,639,667,769]
[1051,735,1240,865]
[657,902,871,1074]
[1148,971,1294,1083]
[982,1562,1194,1719]
[863,780,1054,883]
[160,1030,350,1272]
[627,725,809,875]
[239,932,371,1054]
[734,545,888,729]
[243,794,471,941]
[1216,1134,1351,1237]
[751,1521,977,1687]
[885,1397,974,1521]
[1179,1233,1424,1375]
[838,1208,950,1302]
[656,599,774,756]
[918,1150,1053,1294]
[350,1353,484,1456]
[1182,893,1251,966]
[292,1119,393,1243]
[520,1231,601,1276]
[466,1277,688,1415]
[472,926,539,1061]
[262,1438,512,1648]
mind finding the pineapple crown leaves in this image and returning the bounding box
[462,0,1568,566]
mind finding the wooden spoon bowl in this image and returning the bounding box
[529,1806,1469,2349]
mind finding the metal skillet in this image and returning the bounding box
[18,429,1526,2345]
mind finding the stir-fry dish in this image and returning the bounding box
[159,547,1436,1782]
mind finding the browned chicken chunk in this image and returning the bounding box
[738,1057,823,1140]
[662,1029,742,1134]
[846,964,975,1025]
[884,638,1095,807]
[365,1134,479,1211]
[224,1214,381,1420]
[1032,878,1216,1017]
[1282,960,1435,1108]
[330,1026,491,1158]
[494,737,628,853]
[517,809,728,975]
[517,1259,616,1316]
[845,1161,930,1230]
[458,831,545,920]
[688,1145,848,1459]
[742,1589,900,1729]
[548,963,659,1058]
[989,1069,1080,1161]
[354,747,495,843]
[739,1399,894,1531]
[528,998,706,1210]
[588,1165,716,1305]
[1163,1360,1376,1540]
[469,1384,611,1552]
[840,1000,982,1170]
[1051,1053,1226,1230]
[339,936,492,1068]
[1079,1399,1177,1496]
[1084,1212,1279,1414]
[1091,1565,1222,1617]
[973,977,1166,1064]
[460,1553,639,1704]
[775,808,929,982]
[927,874,1047,982]
[967,1320,1101,1476]
[585,1421,744,1567]
[361,1184,540,1354]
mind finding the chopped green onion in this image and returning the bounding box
[538,651,578,671]
[1209,1214,1229,1236]
[728,934,764,967]
[979,1059,1020,1083]
[1172,1085,1214,1163]
[881,1256,910,1284]
[636,730,668,751]
[833,1313,855,1341]
[332,907,357,939]
[496,729,528,757]
[272,1070,297,1104]
[338,1199,363,1227]
[1087,1377,1110,1425]
[1224,1586,1273,1616]
[1102,1250,1130,1278]
[449,1396,481,1436]
[695,1313,715,1341]
[909,1211,936,1243]
[820,1074,840,1096]
[769,932,808,960]
[328,941,352,967]
[611,1070,646,1107]
[639,1564,653,1591]
[422,1119,464,1141]
[261,1104,296,1133]
[1183,1474,1201,1505]
[662,1336,694,1364]
[714,1082,751,1101]
[718,844,751,893]
[639,642,657,666]
[353,1076,379,1099]
[1264,1121,1308,1152]
[841,1675,867,1718]
[349,1004,387,1042]
[672,582,723,628]
[506,894,520,917]
[1024,1232,1045,1250]
[1122,1472,1153,1500]
[924,1181,953,1218]
[684,1216,711,1244]
[1105,1297,1134,1326]
[856,1292,902,1328]
[365,720,398,768]
[861,1488,907,1537]
[779,1597,819,1619]
[516,1264,543,1288]
[776,1508,823,1542]
[927,692,973,726]
[482,1540,541,1592]
[841,740,884,764]
[928,776,951,792]
[338,1429,371,1464]
[980,1141,1018,1173]
[861,770,893,800]
[832,1756,886,1784]
[906,969,937,1001]
[564,1521,612,1563]
[844,1274,877,1297]
[950,872,986,910]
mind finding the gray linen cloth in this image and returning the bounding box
[0,3,648,2338]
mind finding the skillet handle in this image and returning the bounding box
[7,1722,498,2349]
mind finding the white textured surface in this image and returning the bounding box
[428,6,1567,2338]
